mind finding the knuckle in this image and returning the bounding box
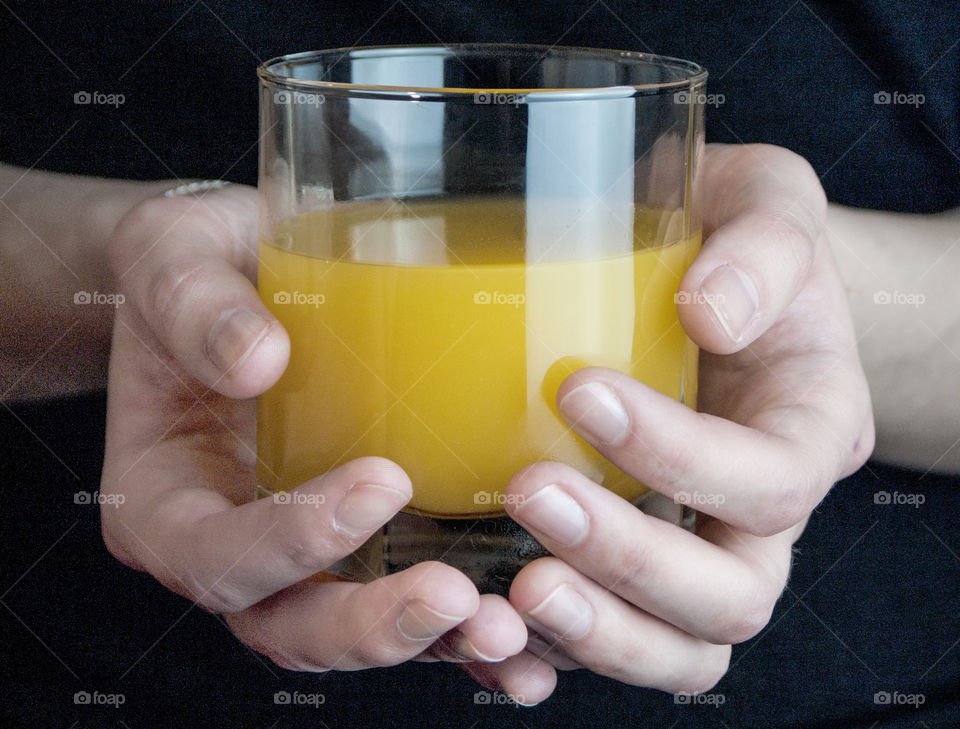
[100,522,143,571]
[744,144,826,240]
[750,145,824,196]
[197,585,249,615]
[173,565,249,614]
[677,644,731,694]
[106,197,169,277]
[748,473,815,537]
[845,419,875,477]
[641,432,699,492]
[274,504,339,571]
[760,209,819,265]
[146,256,210,334]
[606,531,658,593]
[749,505,802,538]
[708,581,778,644]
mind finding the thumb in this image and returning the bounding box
[676,144,826,354]
[108,184,289,398]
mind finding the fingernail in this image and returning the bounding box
[432,632,506,663]
[458,635,508,663]
[699,264,759,343]
[207,307,270,373]
[558,382,630,446]
[334,483,408,538]
[514,484,588,547]
[527,584,594,641]
[396,600,467,642]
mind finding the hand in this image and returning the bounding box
[479,143,875,702]
[99,184,526,675]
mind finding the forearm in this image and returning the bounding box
[826,202,960,474]
[0,165,172,400]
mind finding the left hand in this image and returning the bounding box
[471,143,874,704]
[100,184,528,683]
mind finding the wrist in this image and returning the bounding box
[0,166,182,399]
[72,176,180,288]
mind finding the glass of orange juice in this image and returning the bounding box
[256,45,706,594]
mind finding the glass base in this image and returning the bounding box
[260,487,695,596]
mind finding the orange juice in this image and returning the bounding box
[257,196,699,517]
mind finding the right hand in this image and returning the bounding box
[98,183,533,680]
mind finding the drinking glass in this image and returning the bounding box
[256,44,706,594]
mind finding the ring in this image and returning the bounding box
[163,180,232,198]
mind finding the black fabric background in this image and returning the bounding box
[1,0,959,211]
[1,1,959,727]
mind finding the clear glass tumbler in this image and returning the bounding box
[256,44,706,595]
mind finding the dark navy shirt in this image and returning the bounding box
[1,2,958,727]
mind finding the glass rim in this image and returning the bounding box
[257,43,707,101]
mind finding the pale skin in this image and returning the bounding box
[1,144,956,704]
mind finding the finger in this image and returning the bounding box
[505,461,795,644]
[428,595,528,663]
[227,561,479,671]
[554,366,860,536]
[459,651,558,707]
[678,143,826,353]
[524,632,584,671]
[102,456,413,613]
[108,185,289,399]
[509,557,731,694]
